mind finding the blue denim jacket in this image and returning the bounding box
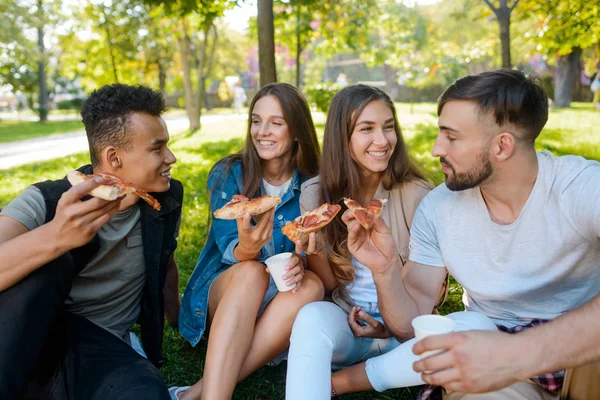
[179,159,307,346]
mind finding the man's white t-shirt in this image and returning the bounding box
[409,151,600,328]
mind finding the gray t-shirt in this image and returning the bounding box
[409,151,600,328]
[1,186,146,342]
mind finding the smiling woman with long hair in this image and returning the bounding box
[175,83,324,400]
[285,84,438,399]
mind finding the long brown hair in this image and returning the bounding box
[212,83,320,197]
[320,84,425,284]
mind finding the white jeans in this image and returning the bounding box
[286,302,498,399]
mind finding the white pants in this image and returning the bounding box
[286,303,497,399]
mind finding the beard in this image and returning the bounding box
[441,150,493,191]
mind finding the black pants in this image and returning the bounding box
[0,253,170,400]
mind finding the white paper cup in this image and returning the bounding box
[412,315,456,359]
[265,252,296,292]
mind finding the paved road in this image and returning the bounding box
[0,114,246,170]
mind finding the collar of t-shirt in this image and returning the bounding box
[262,178,292,198]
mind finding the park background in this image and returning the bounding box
[1,0,600,398]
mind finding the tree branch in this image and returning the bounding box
[509,0,520,13]
[482,0,497,12]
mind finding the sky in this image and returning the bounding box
[224,0,443,33]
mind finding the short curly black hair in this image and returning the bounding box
[81,84,167,166]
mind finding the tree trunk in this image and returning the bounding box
[295,4,301,88]
[101,7,119,83]
[483,0,519,69]
[204,24,218,112]
[383,64,399,101]
[498,13,511,69]
[37,0,48,122]
[179,19,199,131]
[257,0,277,86]
[554,47,582,108]
[195,22,216,133]
[158,61,166,98]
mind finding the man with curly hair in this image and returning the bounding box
[0,84,181,400]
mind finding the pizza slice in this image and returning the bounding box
[213,194,281,220]
[67,170,161,211]
[343,198,388,230]
[282,203,342,243]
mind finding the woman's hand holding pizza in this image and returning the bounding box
[294,232,323,255]
[234,208,276,261]
[342,209,398,276]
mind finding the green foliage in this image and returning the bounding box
[56,98,85,111]
[519,0,600,57]
[304,83,341,113]
[2,104,600,398]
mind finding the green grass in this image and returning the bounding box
[1,102,599,399]
[0,108,244,144]
[0,120,85,143]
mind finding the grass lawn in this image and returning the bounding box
[1,102,599,399]
[0,120,84,143]
[0,108,241,144]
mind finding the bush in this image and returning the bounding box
[539,75,555,102]
[56,98,85,111]
[304,84,341,113]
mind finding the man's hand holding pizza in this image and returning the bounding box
[48,177,123,252]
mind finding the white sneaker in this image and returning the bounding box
[168,386,190,400]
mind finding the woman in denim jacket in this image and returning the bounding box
[176,83,324,399]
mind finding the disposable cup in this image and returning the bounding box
[411,314,455,359]
[265,252,296,292]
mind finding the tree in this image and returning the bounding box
[36,0,49,121]
[145,0,237,132]
[258,0,277,86]
[57,1,150,90]
[520,0,600,107]
[272,0,322,88]
[0,0,62,121]
[482,0,520,69]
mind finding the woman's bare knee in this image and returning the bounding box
[295,270,325,302]
[228,261,270,291]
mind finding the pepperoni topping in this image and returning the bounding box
[301,214,319,228]
[368,199,382,208]
[345,199,361,209]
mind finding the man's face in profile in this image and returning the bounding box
[433,100,493,191]
[116,112,177,194]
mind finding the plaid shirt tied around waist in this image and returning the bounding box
[417,319,564,400]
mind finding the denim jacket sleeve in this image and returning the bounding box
[208,163,269,265]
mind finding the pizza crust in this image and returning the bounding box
[282,203,341,243]
[213,195,282,220]
[67,170,121,200]
[344,198,387,229]
[66,170,161,210]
